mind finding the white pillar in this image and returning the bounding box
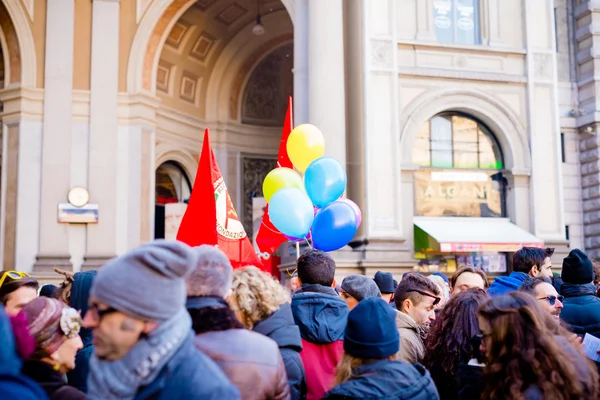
[83,0,120,269]
[35,0,75,272]
[293,0,308,125]
[307,0,346,166]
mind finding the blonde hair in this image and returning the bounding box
[231,266,291,328]
[334,353,397,386]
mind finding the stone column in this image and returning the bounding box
[35,0,75,273]
[82,0,120,269]
[307,0,346,166]
[523,0,566,247]
[293,0,308,125]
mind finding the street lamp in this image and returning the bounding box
[252,0,265,36]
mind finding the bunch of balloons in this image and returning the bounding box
[263,124,362,252]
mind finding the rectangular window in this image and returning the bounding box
[434,0,480,45]
[560,133,566,163]
[431,116,454,168]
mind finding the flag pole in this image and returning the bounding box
[296,241,300,260]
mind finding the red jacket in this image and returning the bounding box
[299,340,344,400]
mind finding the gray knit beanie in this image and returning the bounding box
[90,240,198,322]
[341,274,382,301]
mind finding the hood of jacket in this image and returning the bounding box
[487,272,529,297]
[291,284,348,344]
[252,302,302,352]
[69,270,97,347]
[560,282,597,298]
[324,360,439,400]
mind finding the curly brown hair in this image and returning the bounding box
[478,292,599,400]
[423,288,489,399]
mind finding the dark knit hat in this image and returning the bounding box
[344,298,399,359]
[341,275,381,301]
[373,271,395,294]
[562,249,594,284]
[90,240,198,322]
[19,297,82,358]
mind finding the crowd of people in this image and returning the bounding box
[1,242,600,399]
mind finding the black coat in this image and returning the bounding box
[560,283,600,338]
[457,363,483,400]
[322,360,439,400]
[253,302,307,400]
[21,360,85,400]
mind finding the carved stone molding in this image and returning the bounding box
[398,67,527,84]
[371,40,393,69]
[533,52,553,79]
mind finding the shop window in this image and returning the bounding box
[413,113,503,170]
[434,0,480,45]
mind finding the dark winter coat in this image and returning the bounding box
[560,282,600,338]
[322,360,439,400]
[189,301,290,400]
[487,271,529,297]
[291,284,349,400]
[456,363,483,400]
[253,302,307,400]
[21,360,85,400]
[66,270,96,393]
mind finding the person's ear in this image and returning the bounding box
[142,321,158,334]
[331,279,337,289]
[531,266,539,277]
[450,286,454,295]
[297,277,303,286]
[402,299,412,312]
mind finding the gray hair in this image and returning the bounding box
[186,245,233,298]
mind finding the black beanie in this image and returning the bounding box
[561,249,594,284]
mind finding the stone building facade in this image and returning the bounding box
[0,0,594,279]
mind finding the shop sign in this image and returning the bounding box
[414,170,502,217]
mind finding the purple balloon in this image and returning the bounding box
[285,231,312,242]
[339,198,362,228]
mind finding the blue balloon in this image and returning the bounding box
[304,157,347,208]
[268,188,314,238]
[312,201,358,252]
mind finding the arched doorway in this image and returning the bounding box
[154,162,192,239]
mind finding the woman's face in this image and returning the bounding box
[54,334,83,374]
[477,315,491,357]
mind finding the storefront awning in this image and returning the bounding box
[414,217,544,253]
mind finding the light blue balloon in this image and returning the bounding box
[304,157,347,208]
[268,188,314,238]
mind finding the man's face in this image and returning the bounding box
[404,295,437,326]
[83,296,151,361]
[452,272,486,296]
[531,257,552,278]
[289,277,299,292]
[4,286,37,316]
[534,282,563,321]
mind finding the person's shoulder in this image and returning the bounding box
[51,385,86,400]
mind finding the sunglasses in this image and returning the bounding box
[537,295,564,306]
[408,289,441,306]
[87,303,119,321]
[0,271,31,288]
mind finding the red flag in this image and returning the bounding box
[256,97,294,254]
[177,129,264,270]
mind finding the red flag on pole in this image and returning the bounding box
[256,97,294,254]
[177,129,264,270]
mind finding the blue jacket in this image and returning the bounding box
[0,305,49,400]
[322,360,440,400]
[291,284,348,344]
[67,270,97,393]
[133,332,240,400]
[487,272,529,297]
[560,283,600,338]
[253,302,306,400]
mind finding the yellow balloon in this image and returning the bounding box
[263,168,304,203]
[287,124,325,173]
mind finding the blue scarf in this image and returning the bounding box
[87,308,191,400]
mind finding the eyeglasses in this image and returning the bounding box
[537,295,564,306]
[87,303,119,321]
[408,289,441,306]
[0,271,31,288]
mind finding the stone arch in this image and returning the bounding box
[0,0,36,86]
[155,144,198,183]
[399,88,531,172]
[127,0,295,94]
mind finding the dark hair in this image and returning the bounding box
[545,247,555,258]
[0,276,39,305]
[394,273,441,310]
[518,277,552,296]
[512,247,547,274]
[297,249,336,287]
[423,288,489,396]
[450,267,489,289]
[39,284,58,298]
[593,260,600,287]
[478,292,599,400]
